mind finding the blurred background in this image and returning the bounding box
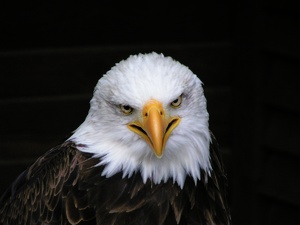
[0,1,299,224]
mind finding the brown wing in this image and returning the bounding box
[0,142,95,225]
[199,131,232,225]
[0,134,231,225]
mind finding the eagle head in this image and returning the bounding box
[69,52,212,188]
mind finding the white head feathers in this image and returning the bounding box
[69,52,212,188]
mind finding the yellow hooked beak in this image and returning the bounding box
[127,99,180,158]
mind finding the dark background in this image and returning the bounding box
[0,1,299,225]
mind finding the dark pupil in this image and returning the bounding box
[173,99,178,104]
[124,105,131,111]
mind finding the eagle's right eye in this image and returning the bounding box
[120,105,134,115]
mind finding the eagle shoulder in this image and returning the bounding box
[0,141,95,225]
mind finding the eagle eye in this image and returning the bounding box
[120,105,134,115]
[170,95,183,108]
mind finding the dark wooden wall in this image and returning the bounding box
[0,1,299,225]
[232,1,300,225]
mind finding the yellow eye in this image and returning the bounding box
[120,105,133,114]
[170,95,183,108]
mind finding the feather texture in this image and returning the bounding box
[0,136,231,225]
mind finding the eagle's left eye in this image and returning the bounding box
[170,95,183,108]
[120,105,134,114]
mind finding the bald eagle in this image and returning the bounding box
[0,52,231,225]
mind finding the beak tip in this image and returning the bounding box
[154,153,163,159]
[152,146,164,159]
